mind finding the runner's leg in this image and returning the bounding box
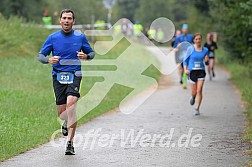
[189,81,197,106]
[190,82,197,98]
[195,80,205,109]
[182,72,187,89]
[178,65,183,84]
[208,62,212,80]
[66,95,78,142]
[211,58,215,77]
[58,105,67,120]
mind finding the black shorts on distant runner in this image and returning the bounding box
[53,75,82,105]
[189,70,206,84]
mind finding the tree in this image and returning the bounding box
[192,0,210,16]
[0,0,108,24]
[116,0,139,21]
[170,0,190,22]
[240,0,252,60]
[0,0,48,22]
[45,0,107,24]
[134,0,173,27]
[209,0,252,60]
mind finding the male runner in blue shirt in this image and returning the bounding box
[173,24,194,89]
[173,24,193,48]
[38,9,95,155]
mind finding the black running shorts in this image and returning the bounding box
[52,75,82,105]
[189,70,206,84]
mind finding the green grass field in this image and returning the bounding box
[0,16,161,161]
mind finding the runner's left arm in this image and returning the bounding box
[81,35,95,60]
[214,42,218,50]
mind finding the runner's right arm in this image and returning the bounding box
[38,35,59,64]
[183,46,193,75]
[38,53,60,64]
[173,36,180,48]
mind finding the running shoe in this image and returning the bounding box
[212,71,215,77]
[194,109,200,116]
[190,96,195,105]
[62,120,68,136]
[65,141,75,155]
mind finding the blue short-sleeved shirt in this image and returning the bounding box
[40,30,93,75]
[173,34,194,48]
[183,46,208,72]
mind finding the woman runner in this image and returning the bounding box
[183,33,209,115]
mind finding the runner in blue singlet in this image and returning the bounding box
[183,33,209,115]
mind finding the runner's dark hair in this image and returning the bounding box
[60,9,75,20]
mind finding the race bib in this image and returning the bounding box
[193,62,202,69]
[209,51,214,57]
[57,72,74,84]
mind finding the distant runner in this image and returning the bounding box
[204,32,218,80]
[38,9,95,155]
[171,30,181,48]
[184,33,209,115]
[173,24,193,89]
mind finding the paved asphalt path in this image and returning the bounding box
[0,47,250,167]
